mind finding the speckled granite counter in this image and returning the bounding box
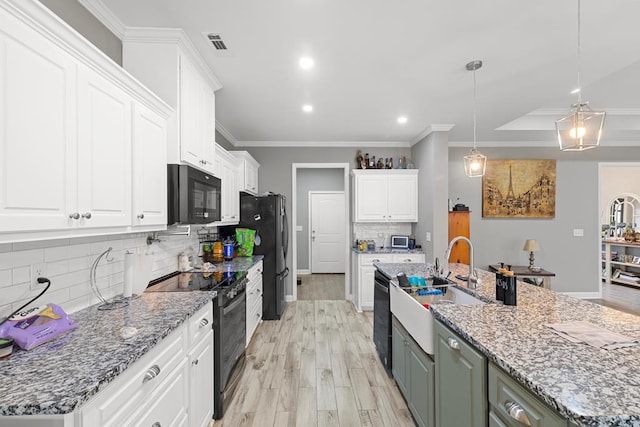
[351,248,425,255]
[209,255,264,273]
[377,262,640,426]
[0,291,215,416]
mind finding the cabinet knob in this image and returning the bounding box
[404,259,411,262]
[137,213,145,219]
[152,423,161,427]
[505,400,532,426]
[81,212,92,219]
[199,318,209,328]
[142,364,161,384]
[256,312,261,319]
[192,358,199,366]
[446,337,460,350]
[69,212,80,220]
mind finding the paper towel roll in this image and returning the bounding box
[123,252,134,298]
[132,251,153,295]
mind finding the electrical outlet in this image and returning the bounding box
[30,263,47,291]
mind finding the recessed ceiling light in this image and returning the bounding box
[397,116,408,124]
[302,104,313,113]
[299,57,314,70]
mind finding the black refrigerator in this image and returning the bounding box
[234,193,288,320]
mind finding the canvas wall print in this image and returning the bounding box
[482,159,556,218]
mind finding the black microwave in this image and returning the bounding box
[167,164,221,225]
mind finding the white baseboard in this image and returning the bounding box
[560,291,602,299]
[297,269,311,275]
[285,295,296,302]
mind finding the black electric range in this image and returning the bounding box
[145,270,248,420]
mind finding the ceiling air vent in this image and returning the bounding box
[206,33,227,50]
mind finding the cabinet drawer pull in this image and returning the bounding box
[142,365,161,384]
[81,212,92,219]
[199,318,209,328]
[446,337,460,350]
[137,213,145,219]
[152,423,161,427]
[403,259,411,262]
[372,259,380,263]
[69,212,80,220]
[505,400,532,426]
[255,312,261,319]
[192,358,199,366]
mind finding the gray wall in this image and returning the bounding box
[296,169,345,270]
[411,132,450,263]
[448,146,640,295]
[38,0,122,65]
[246,146,412,296]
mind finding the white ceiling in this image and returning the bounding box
[99,0,640,147]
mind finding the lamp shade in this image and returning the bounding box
[523,239,540,252]
[463,148,487,178]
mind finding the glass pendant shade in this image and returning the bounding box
[464,148,487,177]
[555,102,606,151]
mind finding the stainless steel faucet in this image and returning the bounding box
[444,235,480,289]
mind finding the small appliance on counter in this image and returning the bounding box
[391,235,410,250]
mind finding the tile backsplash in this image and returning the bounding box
[0,229,209,319]
[353,223,412,248]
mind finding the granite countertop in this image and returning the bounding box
[351,248,425,255]
[209,255,264,272]
[377,262,640,426]
[0,291,216,416]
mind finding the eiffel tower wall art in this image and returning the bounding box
[482,159,556,218]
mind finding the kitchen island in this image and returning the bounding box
[376,262,640,427]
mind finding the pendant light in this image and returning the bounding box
[555,0,606,151]
[464,60,487,177]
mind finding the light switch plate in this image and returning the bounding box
[425,232,431,242]
[573,228,584,237]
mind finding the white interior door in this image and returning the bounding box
[310,191,346,273]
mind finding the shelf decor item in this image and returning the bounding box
[523,239,541,269]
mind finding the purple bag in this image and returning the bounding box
[0,304,77,350]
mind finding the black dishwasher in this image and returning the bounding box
[373,269,392,376]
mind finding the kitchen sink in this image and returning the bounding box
[390,282,484,355]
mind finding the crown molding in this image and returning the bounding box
[123,27,223,91]
[234,140,412,148]
[78,0,125,39]
[530,108,640,116]
[448,139,640,148]
[410,124,455,146]
[215,121,238,146]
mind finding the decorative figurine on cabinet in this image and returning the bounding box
[356,150,364,169]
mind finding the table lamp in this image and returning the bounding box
[523,239,540,269]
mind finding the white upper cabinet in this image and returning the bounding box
[352,170,419,223]
[123,28,221,175]
[215,144,240,225]
[0,0,172,242]
[77,66,132,228]
[132,102,168,227]
[231,151,260,195]
[0,7,77,232]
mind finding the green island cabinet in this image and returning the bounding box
[392,316,435,427]
[434,319,487,427]
[434,319,578,427]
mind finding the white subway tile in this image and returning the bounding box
[0,253,9,270]
[12,266,30,285]
[0,269,11,288]
[9,249,44,268]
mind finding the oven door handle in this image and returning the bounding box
[374,281,389,294]
[222,291,246,316]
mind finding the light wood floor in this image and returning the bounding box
[217,300,414,426]
[588,282,640,315]
[297,274,346,301]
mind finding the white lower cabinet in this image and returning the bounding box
[246,260,264,346]
[79,302,214,427]
[352,252,425,311]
